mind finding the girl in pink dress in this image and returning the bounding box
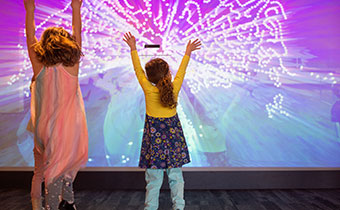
[24,0,88,209]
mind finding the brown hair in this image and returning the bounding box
[145,58,177,108]
[33,27,83,67]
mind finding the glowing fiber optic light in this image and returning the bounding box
[2,0,340,168]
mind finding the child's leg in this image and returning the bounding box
[61,177,75,203]
[31,148,44,209]
[166,168,185,210]
[45,176,63,210]
[145,169,164,210]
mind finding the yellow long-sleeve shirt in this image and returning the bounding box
[131,50,190,118]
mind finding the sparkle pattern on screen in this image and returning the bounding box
[1,0,340,167]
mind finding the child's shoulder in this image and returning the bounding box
[62,64,79,77]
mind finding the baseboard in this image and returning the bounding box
[1,169,340,190]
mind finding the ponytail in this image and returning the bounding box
[145,58,177,108]
[156,75,177,108]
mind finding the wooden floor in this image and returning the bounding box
[1,188,340,210]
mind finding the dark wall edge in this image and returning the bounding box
[1,170,340,190]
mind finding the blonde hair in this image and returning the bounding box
[33,27,83,67]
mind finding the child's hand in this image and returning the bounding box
[23,0,35,12]
[123,32,137,51]
[71,0,83,10]
[185,39,201,56]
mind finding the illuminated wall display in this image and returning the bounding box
[1,0,340,168]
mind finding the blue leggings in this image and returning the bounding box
[144,168,185,210]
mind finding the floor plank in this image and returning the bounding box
[0,189,340,210]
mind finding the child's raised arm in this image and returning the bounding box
[123,32,151,91]
[184,39,201,57]
[71,0,82,48]
[123,32,137,51]
[173,39,201,93]
[24,0,42,76]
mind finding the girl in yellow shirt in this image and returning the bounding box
[123,32,201,210]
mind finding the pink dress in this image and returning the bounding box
[28,64,88,186]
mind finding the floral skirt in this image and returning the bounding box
[139,114,191,169]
